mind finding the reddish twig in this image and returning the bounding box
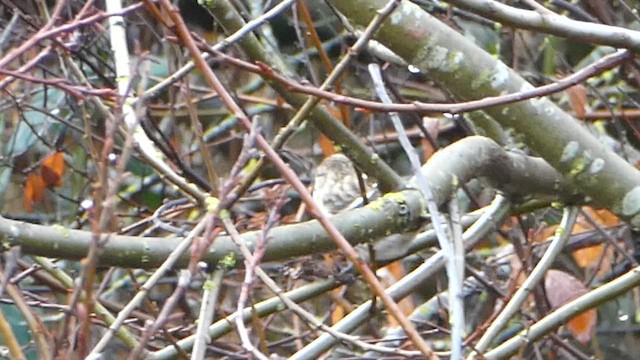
[208,47,632,115]
[149,0,437,357]
[296,1,350,127]
[0,3,143,70]
[0,68,116,99]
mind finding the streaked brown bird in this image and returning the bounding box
[313,154,376,214]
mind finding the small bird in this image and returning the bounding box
[312,153,376,214]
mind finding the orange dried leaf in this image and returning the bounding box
[331,301,345,324]
[422,117,440,141]
[326,105,342,121]
[567,308,597,345]
[573,244,604,268]
[584,208,620,227]
[529,223,557,243]
[566,84,588,119]
[572,207,619,269]
[377,264,414,328]
[40,152,65,187]
[421,117,439,161]
[318,134,335,157]
[385,261,406,281]
[24,172,46,212]
[544,269,596,344]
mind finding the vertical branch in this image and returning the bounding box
[368,63,461,359]
[191,269,225,360]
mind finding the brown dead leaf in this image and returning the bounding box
[566,84,588,120]
[40,152,65,187]
[24,172,46,212]
[544,269,596,344]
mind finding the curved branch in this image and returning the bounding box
[1,137,567,268]
[445,0,640,52]
[1,191,424,268]
[209,49,631,115]
[417,136,574,205]
[329,0,640,225]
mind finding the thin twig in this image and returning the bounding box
[223,218,422,358]
[445,0,640,52]
[224,0,404,199]
[482,263,640,360]
[191,269,225,360]
[449,196,465,359]
[0,268,52,360]
[151,278,341,358]
[291,196,511,359]
[139,0,298,102]
[469,206,580,358]
[369,62,459,359]
[0,271,26,360]
[155,0,436,356]
[32,256,140,351]
[232,193,285,360]
[211,49,632,115]
[88,216,210,356]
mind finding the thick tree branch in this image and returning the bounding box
[329,0,640,226]
[1,137,566,268]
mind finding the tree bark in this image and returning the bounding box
[329,0,640,226]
